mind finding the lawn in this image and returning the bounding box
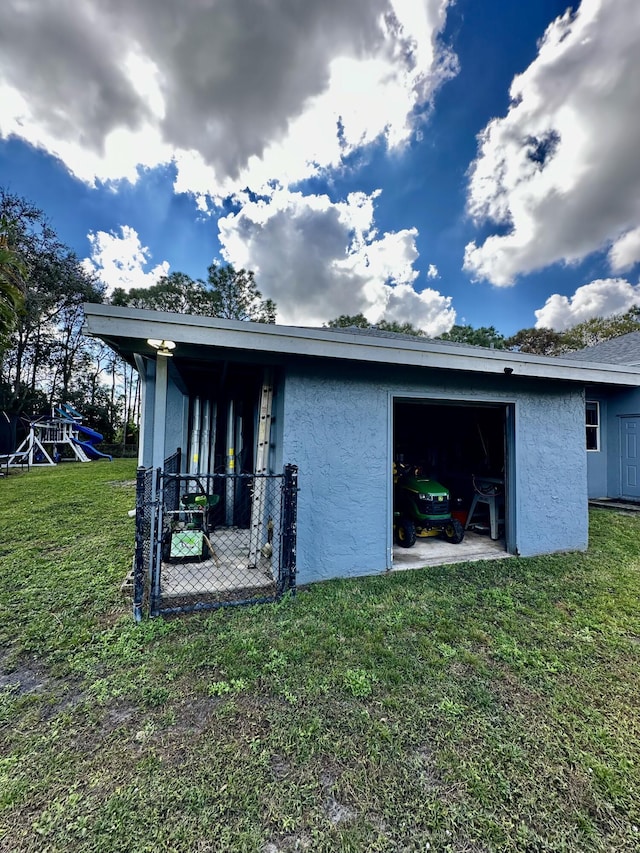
[1,461,639,852]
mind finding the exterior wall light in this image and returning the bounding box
[147,339,176,357]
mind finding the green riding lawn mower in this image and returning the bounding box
[393,462,465,548]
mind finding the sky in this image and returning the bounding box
[1,0,639,337]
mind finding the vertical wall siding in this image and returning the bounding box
[141,367,189,470]
[604,387,640,498]
[282,363,588,585]
[164,379,189,465]
[141,362,155,469]
[585,392,608,499]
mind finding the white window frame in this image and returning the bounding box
[586,400,600,452]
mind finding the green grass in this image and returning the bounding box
[1,462,639,852]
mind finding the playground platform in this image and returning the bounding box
[3,403,112,468]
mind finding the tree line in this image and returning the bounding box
[2,188,639,449]
[0,190,275,446]
[325,310,640,354]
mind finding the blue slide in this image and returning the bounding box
[56,408,113,461]
[76,423,106,445]
[71,437,112,461]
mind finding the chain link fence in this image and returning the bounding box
[133,455,297,618]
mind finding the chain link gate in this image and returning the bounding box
[133,457,297,618]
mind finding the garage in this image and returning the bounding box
[86,304,640,593]
[392,398,514,569]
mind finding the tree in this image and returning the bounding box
[0,212,27,354]
[437,324,505,348]
[504,327,568,356]
[504,309,640,356]
[325,313,425,336]
[111,272,210,314]
[0,190,104,413]
[560,310,640,351]
[376,319,425,337]
[207,263,276,323]
[66,380,117,443]
[112,264,277,324]
[51,265,105,402]
[326,313,373,329]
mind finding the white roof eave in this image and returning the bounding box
[83,304,640,387]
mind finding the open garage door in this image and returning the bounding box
[393,398,514,568]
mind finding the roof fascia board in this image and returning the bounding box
[83,304,640,387]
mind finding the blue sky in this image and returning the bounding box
[1,0,639,336]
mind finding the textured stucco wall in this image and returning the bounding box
[282,362,588,585]
[282,366,390,584]
[513,383,587,556]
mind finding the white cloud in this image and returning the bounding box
[0,0,456,200]
[464,0,640,286]
[534,278,640,330]
[427,264,439,279]
[609,226,640,273]
[83,226,169,295]
[218,189,455,335]
[0,1,462,328]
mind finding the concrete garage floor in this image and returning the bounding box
[160,526,511,598]
[392,529,510,571]
[161,527,275,598]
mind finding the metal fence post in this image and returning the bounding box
[133,465,146,622]
[281,464,298,595]
[149,467,163,617]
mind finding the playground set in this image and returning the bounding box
[3,403,112,467]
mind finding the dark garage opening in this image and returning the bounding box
[393,399,512,567]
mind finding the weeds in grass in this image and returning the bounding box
[208,679,248,697]
[343,668,376,697]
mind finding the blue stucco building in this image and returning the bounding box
[84,305,640,587]
[564,332,640,500]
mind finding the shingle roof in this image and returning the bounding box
[562,331,640,365]
[315,325,486,351]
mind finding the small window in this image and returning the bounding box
[586,401,600,451]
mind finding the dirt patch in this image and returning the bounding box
[414,744,443,790]
[323,795,356,825]
[165,695,223,734]
[317,763,356,825]
[0,650,54,696]
[270,754,292,781]
[261,834,313,852]
[0,654,89,721]
[0,667,47,694]
[104,703,137,730]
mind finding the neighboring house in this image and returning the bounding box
[564,331,640,500]
[83,305,640,588]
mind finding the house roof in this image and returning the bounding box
[562,331,640,365]
[316,324,481,350]
[83,304,640,387]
